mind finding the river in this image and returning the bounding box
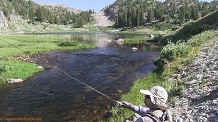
[0,32,161,122]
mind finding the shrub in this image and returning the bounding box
[0,63,6,74]
[187,31,215,46]
[155,41,190,69]
[148,23,178,31]
[0,62,6,83]
[0,56,5,60]
[58,40,78,46]
[171,79,185,96]
[124,38,147,43]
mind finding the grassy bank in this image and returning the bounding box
[123,38,150,43]
[0,34,97,83]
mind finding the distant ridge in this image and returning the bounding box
[38,3,81,14]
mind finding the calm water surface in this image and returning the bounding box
[0,33,161,122]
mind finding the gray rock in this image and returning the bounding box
[8,78,23,83]
[186,79,198,84]
[176,117,183,122]
[37,66,44,69]
[170,39,218,122]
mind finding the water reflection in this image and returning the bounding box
[31,32,150,48]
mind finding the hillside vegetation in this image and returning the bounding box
[0,0,93,33]
[105,0,217,28]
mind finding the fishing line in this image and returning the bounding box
[0,38,122,106]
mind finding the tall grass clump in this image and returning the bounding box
[0,61,6,83]
[148,23,179,31]
[124,38,148,43]
[58,40,79,46]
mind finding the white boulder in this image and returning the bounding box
[8,78,23,83]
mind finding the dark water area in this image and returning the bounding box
[0,33,161,122]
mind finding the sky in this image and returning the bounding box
[32,0,117,12]
[32,0,214,12]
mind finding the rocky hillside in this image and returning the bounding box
[92,10,114,27]
[0,10,8,31]
[0,0,93,33]
[170,35,218,122]
[40,4,80,14]
[0,9,72,33]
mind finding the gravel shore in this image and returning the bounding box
[170,35,218,122]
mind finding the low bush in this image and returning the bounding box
[58,40,79,46]
[124,38,148,43]
[155,31,215,71]
[148,23,178,31]
[155,41,190,70]
[0,62,6,83]
[0,62,6,74]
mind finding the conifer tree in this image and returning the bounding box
[191,5,200,20]
[147,9,154,23]
[179,6,185,25]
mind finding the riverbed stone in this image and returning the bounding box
[8,78,23,83]
[37,65,44,69]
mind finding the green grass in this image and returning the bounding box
[147,23,179,31]
[0,34,97,83]
[117,28,162,35]
[123,38,149,43]
[0,34,96,58]
[0,60,42,83]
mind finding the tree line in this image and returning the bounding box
[114,0,218,27]
[0,0,93,27]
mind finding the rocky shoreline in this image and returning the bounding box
[170,35,218,122]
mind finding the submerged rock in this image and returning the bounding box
[116,38,124,45]
[132,47,137,51]
[149,34,155,38]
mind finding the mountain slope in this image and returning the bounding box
[160,10,218,43]
[103,0,218,27]
[0,0,93,33]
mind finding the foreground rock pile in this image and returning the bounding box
[170,36,218,122]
